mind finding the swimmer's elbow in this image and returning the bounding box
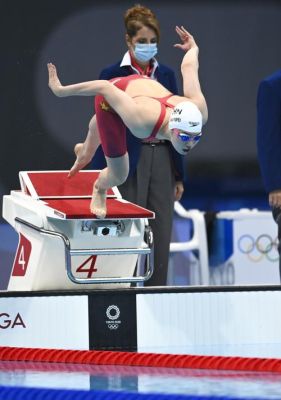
[84,80,111,97]
[99,80,114,96]
[199,97,208,125]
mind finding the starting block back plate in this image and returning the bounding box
[19,171,118,199]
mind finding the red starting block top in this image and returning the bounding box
[19,171,154,220]
[45,198,154,219]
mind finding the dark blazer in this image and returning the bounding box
[257,70,281,192]
[91,61,184,181]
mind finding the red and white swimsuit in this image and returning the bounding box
[94,75,174,158]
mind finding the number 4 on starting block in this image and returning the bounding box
[76,256,98,278]
[12,234,32,276]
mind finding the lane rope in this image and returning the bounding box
[0,346,281,373]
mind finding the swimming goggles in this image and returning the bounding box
[174,129,202,142]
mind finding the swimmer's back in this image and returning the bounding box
[125,76,172,98]
[110,74,172,98]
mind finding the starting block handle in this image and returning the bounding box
[15,217,154,285]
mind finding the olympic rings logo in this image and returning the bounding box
[107,324,119,330]
[237,234,279,262]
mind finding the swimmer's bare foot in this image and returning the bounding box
[47,63,64,97]
[90,184,107,218]
[68,143,92,177]
[74,143,83,157]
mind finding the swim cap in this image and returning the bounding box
[169,101,202,133]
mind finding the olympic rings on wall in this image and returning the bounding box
[237,234,279,262]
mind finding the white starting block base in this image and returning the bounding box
[2,171,154,291]
[1,285,281,358]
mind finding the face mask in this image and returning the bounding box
[133,43,158,62]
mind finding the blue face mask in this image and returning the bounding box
[134,43,158,62]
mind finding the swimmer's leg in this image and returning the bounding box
[68,115,100,177]
[91,153,129,218]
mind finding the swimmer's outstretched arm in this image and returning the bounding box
[174,26,208,124]
[48,63,110,97]
[47,63,144,134]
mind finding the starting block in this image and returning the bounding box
[2,171,154,291]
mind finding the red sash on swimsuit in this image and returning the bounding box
[148,94,174,139]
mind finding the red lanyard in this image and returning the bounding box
[130,53,153,77]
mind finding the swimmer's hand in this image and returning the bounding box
[47,63,65,97]
[174,26,198,54]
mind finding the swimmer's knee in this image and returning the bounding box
[109,164,128,186]
[118,171,128,186]
[112,170,128,186]
[105,153,129,186]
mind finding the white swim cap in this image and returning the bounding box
[169,101,202,133]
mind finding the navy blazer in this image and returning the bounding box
[257,70,281,192]
[91,61,184,181]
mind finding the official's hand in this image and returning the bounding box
[174,181,184,201]
[269,190,281,208]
